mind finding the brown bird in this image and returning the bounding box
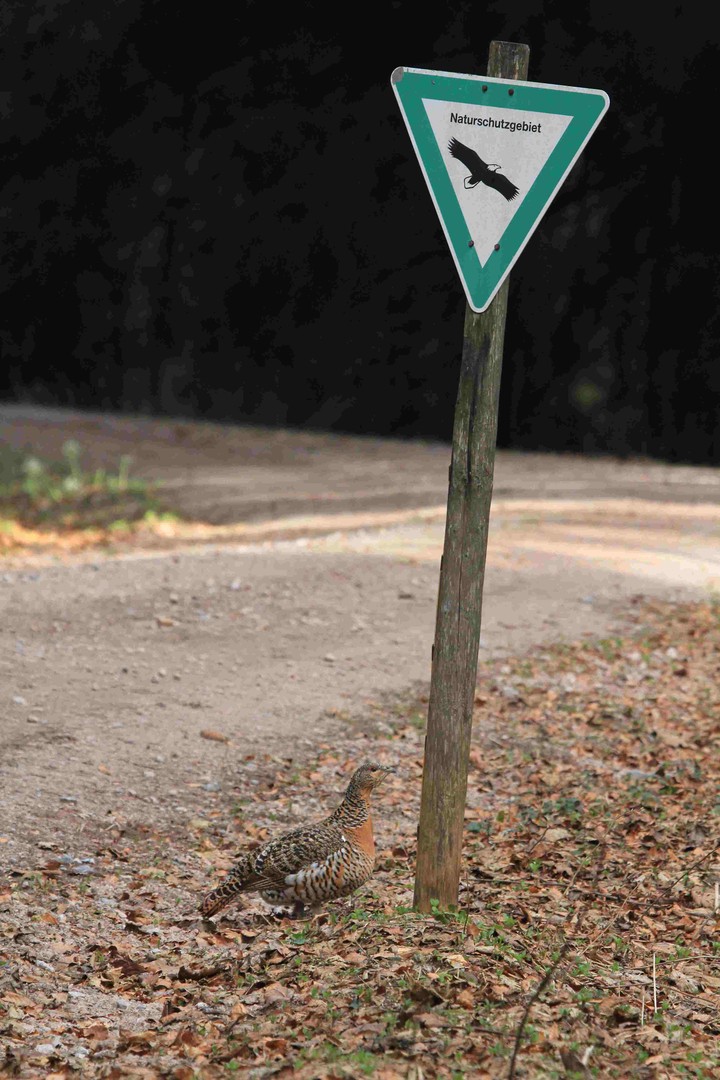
[199,761,396,919]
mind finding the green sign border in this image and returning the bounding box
[392,68,609,311]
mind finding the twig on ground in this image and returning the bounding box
[526,822,550,856]
[652,952,658,1015]
[175,962,231,982]
[659,848,718,896]
[508,842,607,1080]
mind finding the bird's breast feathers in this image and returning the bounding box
[345,817,375,858]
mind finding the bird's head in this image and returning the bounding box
[346,761,396,798]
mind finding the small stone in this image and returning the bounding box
[70,864,93,875]
[398,589,415,599]
[12,695,27,706]
[229,579,242,590]
[169,593,180,604]
[59,796,77,804]
[143,769,156,779]
[324,654,336,663]
[27,715,39,724]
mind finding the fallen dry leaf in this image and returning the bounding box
[199,730,229,743]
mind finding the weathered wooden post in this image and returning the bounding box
[391,41,608,910]
[413,41,529,910]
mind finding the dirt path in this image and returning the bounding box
[3,404,720,525]
[1,407,719,871]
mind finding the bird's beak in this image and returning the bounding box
[383,766,398,775]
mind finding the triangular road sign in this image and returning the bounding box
[391,67,609,312]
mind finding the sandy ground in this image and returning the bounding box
[1,405,719,871]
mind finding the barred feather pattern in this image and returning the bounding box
[199,762,392,918]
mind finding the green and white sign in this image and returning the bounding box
[391,67,609,312]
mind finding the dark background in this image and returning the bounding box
[2,1,718,463]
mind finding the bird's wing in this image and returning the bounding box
[229,821,347,893]
[448,137,486,173]
[483,169,519,201]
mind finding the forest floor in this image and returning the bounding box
[2,599,719,1078]
[1,406,720,1076]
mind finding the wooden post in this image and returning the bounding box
[413,40,530,912]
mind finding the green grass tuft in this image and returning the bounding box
[0,441,170,529]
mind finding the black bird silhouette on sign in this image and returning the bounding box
[448,137,519,201]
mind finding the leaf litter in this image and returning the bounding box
[1,598,719,1078]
